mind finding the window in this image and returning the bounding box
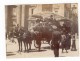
[12,7,17,16]
[42,4,52,12]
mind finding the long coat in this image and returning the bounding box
[65,34,71,49]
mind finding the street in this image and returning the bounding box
[6,38,79,58]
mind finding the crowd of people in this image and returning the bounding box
[6,15,77,57]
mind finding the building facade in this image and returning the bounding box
[6,5,31,32]
[29,4,65,17]
[5,4,78,32]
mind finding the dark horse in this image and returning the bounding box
[17,27,24,52]
[23,31,32,52]
[14,26,32,52]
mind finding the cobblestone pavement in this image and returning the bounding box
[6,38,79,58]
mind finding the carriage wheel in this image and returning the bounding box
[34,40,41,51]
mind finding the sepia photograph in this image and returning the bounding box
[5,3,79,58]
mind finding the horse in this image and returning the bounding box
[17,28,24,52]
[14,26,33,52]
[23,31,32,52]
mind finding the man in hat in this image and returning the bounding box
[51,29,61,57]
[49,15,54,24]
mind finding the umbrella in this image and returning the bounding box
[32,12,65,20]
[28,17,37,21]
[31,14,43,19]
[59,19,71,27]
[59,19,71,22]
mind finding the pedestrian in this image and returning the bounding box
[67,33,71,49]
[51,30,61,57]
[61,33,67,53]
[49,15,54,25]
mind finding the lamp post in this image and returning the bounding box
[71,5,77,51]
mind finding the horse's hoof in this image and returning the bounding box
[38,50,41,52]
[29,49,31,50]
[66,52,68,53]
[20,50,22,52]
[18,50,20,51]
[27,50,29,53]
[66,51,68,53]
[24,50,26,53]
[17,50,20,53]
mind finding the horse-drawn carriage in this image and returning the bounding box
[29,13,71,51]
[29,18,61,51]
[7,13,71,52]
